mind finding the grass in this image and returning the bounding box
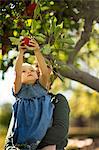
[0,135,5,150]
[0,127,7,150]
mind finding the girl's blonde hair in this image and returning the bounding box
[22,63,35,69]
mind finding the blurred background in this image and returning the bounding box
[0,0,99,150]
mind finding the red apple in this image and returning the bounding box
[22,37,30,46]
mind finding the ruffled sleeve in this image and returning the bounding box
[12,84,24,97]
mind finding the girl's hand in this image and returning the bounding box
[25,38,40,51]
[18,41,27,53]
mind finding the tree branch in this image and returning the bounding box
[67,18,93,64]
[57,64,99,92]
[45,55,99,92]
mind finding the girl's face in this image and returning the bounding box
[33,63,54,90]
[21,64,38,84]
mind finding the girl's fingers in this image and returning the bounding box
[20,41,25,44]
[20,41,25,46]
[20,45,26,48]
[31,38,37,42]
[29,41,40,48]
[29,42,34,46]
[29,42,36,45]
[25,45,34,50]
[29,42,39,48]
[18,45,27,52]
[30,38,38,45]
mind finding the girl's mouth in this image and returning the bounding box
[28,74,33,77]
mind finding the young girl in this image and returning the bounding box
[5,38,56,150]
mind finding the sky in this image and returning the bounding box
[0,67,72,106]
[0,67,15,105]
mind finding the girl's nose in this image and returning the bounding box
[27,70,31,73]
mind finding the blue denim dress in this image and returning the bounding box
[5,81,54,149]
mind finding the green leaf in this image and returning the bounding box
[21,30,27,36]
[26,19,32,27]
[64,38,74,45]
[65,48,74,52]
[50,18,57,34]
[0,53,3,60]
[41,6,49,11]
[31,20,41,32]
[34,4,40,19]
[41,44,51,55]
[34,33,46,39]
[58,37,74,45]
[54,26,61,39]
[0,29,3,36]
[9,37,20,45]
[34,36,45,43]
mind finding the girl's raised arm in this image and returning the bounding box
[13,42,26,94]
[27,39,50,88]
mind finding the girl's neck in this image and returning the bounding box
[22,79,37,85]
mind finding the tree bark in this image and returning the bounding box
[57,64,99,92]
[67,18,93,64]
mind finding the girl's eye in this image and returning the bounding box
[36,64,38,68]
[31,70,34,72]
[22,70,25,73]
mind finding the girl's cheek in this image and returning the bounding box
[36,74,38,79]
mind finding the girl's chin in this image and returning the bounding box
[22,79,37,84]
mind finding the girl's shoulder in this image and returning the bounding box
[37,80,48,91]
[12,83,26,97]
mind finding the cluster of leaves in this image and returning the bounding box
[0,0,79,73]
